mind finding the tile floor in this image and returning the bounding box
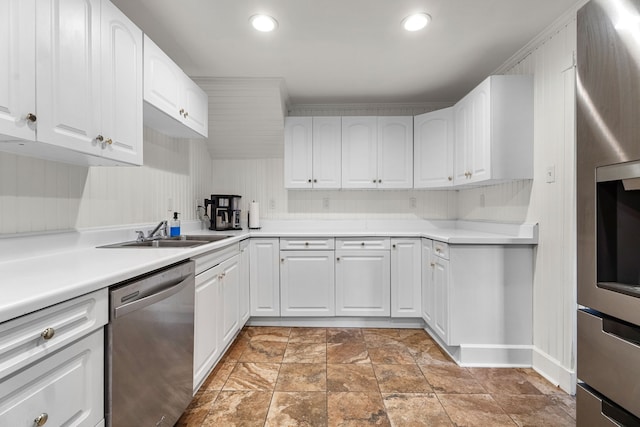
[177,327,576,427]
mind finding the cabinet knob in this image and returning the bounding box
[34,413,48,426]
[96,134,104,142]
[26,113,37,123]
[392,244,396,249]
[430,263,435,267]
[448,176,453,181]
[378,179,382,183]
[336,257,340,261]
[179,108,184,115]
[313,179,317,183]
[361,242,365,246]
[105,138,113,145]
[40,328,55,340]
[308,179,312,183]
[281,258,285,263]
[184,111,189,118]
[372,179,377,183]
[305,242,309,246]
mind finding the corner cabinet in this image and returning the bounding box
[421,239,434,326]
[414,108,454,188]
[250,238,280,317]
[342,117,413,189]
[0,0,143,166]
[453,75,533,186]
[143,35,208,139]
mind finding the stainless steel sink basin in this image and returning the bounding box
[98,234,233,249]
[98,239,209,249]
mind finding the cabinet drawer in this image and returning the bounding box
[280,238,335,250]
[0,329,104,427]
[0,289,107,379]
[576,384,631,427]
[433,241,449,259]
[193,243,240,275]
[336,237,390,250]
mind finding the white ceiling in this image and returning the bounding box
[112,0,579,104]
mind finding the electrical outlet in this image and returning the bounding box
[322,197,330,209]
[269,199,276,210]
[546,166,556,183]
[409,197,417,209]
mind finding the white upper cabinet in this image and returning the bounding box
[342,116,412,189]
[312,117,342,188]
[284,117,313,188]
[377,116,413,189]
[143,35,208,139]
[342,117,378,189]
[0,0,36,142]
[100,0,143,164]
[0,0,143,166]
[453,75,533,186]
[414,108,454,188]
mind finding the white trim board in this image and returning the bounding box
[532,346,577,395]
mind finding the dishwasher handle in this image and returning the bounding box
[111,261,195,319]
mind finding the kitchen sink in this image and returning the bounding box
[97,234,233,249]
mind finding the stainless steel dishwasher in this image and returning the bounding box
[106,261,195,427]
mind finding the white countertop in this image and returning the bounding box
[0,219,537,324]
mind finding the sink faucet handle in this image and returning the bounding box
[134,230,145,242]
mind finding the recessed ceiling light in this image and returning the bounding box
[402,13,431,31]
[250,14,278,32]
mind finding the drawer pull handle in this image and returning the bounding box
[281,258,285,263]
[26,113,37,123]
[430,263,435,267]
[336,257,340,261]
[305,242,309,246]
[41,328,55,340]
[34,413,48,426]
[392,244,396,249]
[361,242,365,246]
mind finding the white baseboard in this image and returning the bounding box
[247,317,425,328]
[532,347,576,394]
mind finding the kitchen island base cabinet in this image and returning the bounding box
[0,329,104,427]
[335,250,390,316]
[250,239,280,317]
[280,250,335,316]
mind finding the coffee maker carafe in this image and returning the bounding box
[204,195,242,230]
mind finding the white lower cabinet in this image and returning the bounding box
[280,250,335,316]
[239,239,250,325]
[0,328,104,427]
[194,263,222,391]
[219,255,240,349]
[250,238,280,317]
[335,249,390,316]
[390,238,422,317]
[432,255,450,344]
[421,239,434,326]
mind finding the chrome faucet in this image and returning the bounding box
[135,221,167,242]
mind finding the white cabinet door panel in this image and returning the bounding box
[342,117,377,188]
[220,255,240,348]
[391,238,421,317]
[414,108,454,188]
[143,34,182,123]
[100,0,142,164]
[36,0,101,154]
[183,77,209,138]
[377,116,413,188]
[469,79,491,183]
[433,257,450,344]
[239,240,250,325]
[280,250,335,316]
[284,117,313,188]
[312,117,341,188]
[335,250,390,316]
[421,239,434,326]
[250,239,280,317]
[194,265,221,390]
[0,0,35,141]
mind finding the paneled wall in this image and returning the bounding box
[458,18,578,391]
[0,127,212,234]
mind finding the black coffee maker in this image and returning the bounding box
[204,195,242,230]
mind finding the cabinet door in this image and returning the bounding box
[183,77,208,137]
[220,255,240,349]
[341,117,377,188]
[284,117,313,188]
[453,98,471,184]
[36,0,101,154]
[143,34,183,122]
[0,0,36,141]
[377,116,413,188]
[100,0,143,165]
[0,329,103,427]
[414,108,454,188]
[280,250,335,316]
[312,117,341,188]
[421,239,434,326]
[239,240,250,325]
[249,238,280,316]
[194,265,221,390]
[433,257,450,344]
[468,79,491,183]
[335,250,390,316]
[391,238,421,317]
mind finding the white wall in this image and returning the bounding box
[459,17,578,392]
[0,127,212,234]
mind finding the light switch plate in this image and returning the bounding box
[546,166,556,183]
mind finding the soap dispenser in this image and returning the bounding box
[169,212,181,237]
